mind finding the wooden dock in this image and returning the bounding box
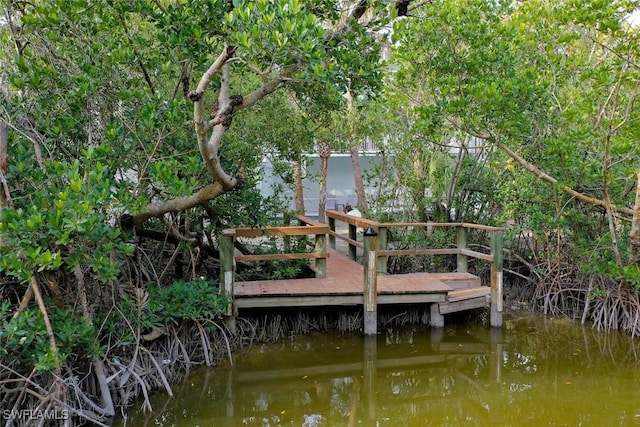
[219,211,504,334]
[235,249,483,308]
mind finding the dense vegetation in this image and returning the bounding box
[0,0,639,423]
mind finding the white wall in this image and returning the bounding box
[258,154,378,217]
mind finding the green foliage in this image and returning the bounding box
[143,279,230,327]
[386,228,459,274]
[0,153,133,283]
[226,0,327,69]
[0,302,100,372]
[385,0,640,280]
[236,237,314,281]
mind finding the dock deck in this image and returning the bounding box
[220,211,503,332]
[234,249,484,309]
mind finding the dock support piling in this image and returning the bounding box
[219,232,236,333]
[363,228,378,336]
[430,303,445,328]
[363,336,377,420]
[490,230,504,327]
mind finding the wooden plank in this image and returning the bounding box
[235,252,329,262]
[429,272,481,289]
[377,221,462,228]
[231,225,329,237]
[459,248,493,261]
[235,295,364,308]
[438,296,489,314]
[325,209,380,230]
[461,222,505,232]
[232,249,483,313]
[378,248,459,257]
[447,286,490,302]
[328,230,364,248]
[296,215,326,227]
[378,293,447,304]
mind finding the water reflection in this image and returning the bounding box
[119,315,640,426]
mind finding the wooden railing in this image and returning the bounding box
[220,211,504,332]
[218,215,330,316]
[326,210,505,331]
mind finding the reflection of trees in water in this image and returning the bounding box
[124,317,640,426]
[496,314,640,426]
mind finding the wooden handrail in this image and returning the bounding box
[325,210,379,230]
[377,222,504,232]
[376,248,493,262]
[223,224,329,238]
[326,209,505,232]
[296,214,326,228]
[236,252,330,262]
[328,230,364,249]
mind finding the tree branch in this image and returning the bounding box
[496,142,634,216]
[201,62,238,189]
[122,182,227,227]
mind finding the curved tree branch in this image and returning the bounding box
[123,182,227,227]
[127,3,383,226]
[496,142,634,216]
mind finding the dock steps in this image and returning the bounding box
[428,273,482,289]
[438,286,491,315]
[447,286,490,302]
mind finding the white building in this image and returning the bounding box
[258,142,380,218]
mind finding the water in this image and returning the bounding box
[119,314,640,426]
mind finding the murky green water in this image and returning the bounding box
[118,315,640,426]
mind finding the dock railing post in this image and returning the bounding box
[456,226,468,273]
[348,222,357,261]
[219,231,236,332]
[376,226,388,274]
[363,227,378,336]
[490,230,504,327]
[315,232,327,278]
[328,215,336,249]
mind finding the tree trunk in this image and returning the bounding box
[292,157,305,213]
[317,141,331,223]
[412,156,429,222]
[345,89,368,211]
[349,145,368,211]
[630,172,640,265]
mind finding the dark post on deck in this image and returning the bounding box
[363,226,378,336]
